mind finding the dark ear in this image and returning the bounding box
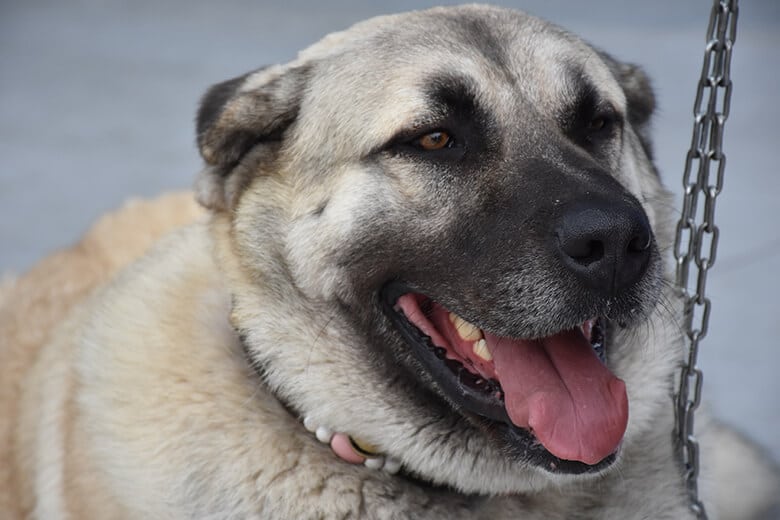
[598,51,656,158]
[195,64,308,210]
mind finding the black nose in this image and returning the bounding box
[554,198,652,294]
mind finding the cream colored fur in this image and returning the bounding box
[4,205,775,519]
[0,192,203,519]
[2,5,778,519]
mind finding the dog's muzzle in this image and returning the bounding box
[381,283,626,474]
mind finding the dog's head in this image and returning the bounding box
[195,5,678,493]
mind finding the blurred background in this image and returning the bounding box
[1,1,778,460]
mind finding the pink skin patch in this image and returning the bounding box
[395,293,629,465]
[330,433,366,464]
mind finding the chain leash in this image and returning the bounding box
[672,1,739,518]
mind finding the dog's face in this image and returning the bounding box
[196,5,677,494]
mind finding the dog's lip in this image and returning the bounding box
[383,287,510,424]
[380,281,622,474]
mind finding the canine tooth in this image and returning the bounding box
[582,318,601,343]
[448,313,483,341]
[472,338,492,361]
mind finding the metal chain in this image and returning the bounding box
[672,1,738,518]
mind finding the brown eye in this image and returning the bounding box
[588,117,606,131]
[415,130,452,150]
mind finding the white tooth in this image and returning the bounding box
[581,319,595,342]
[472,338,492,361]
[448,312,483,341]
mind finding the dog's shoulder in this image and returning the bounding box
[2,192,203,518]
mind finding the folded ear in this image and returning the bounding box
[598,52,656,159]
[195,64,308,210]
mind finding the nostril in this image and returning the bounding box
[565,239,604,266]
[553,197,653,294]
[627,231,651,254]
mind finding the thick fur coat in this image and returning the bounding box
[1,5,778,519]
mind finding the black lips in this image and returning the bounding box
[380,281,617,475]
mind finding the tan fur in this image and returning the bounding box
[4,196,774,519]
[2,6,778,519]
[0,192,203,519]
[1,216,691,519]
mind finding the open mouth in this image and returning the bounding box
[381,282,628,475]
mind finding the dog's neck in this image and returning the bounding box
[301,415,402,473]
[237,327,402,474]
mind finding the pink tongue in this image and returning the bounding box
[486,330,628,465]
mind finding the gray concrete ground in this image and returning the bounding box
[1,0,778,462]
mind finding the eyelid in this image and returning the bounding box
[390,121,445,144]
[594,105,622,125]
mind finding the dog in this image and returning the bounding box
[2,5,778,519]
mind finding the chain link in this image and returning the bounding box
[673,1,738,518]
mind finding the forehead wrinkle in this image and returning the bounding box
[292,8,629,167]
[501,33,628,133]
[513,42,575,111]
[558,52,627,115]
[321,46,497,142]
[581,53,627,110]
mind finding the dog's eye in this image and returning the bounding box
[587,115,612,133]
[589,117,606,131]
[413,130,454,151]
[386,127,465,159]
